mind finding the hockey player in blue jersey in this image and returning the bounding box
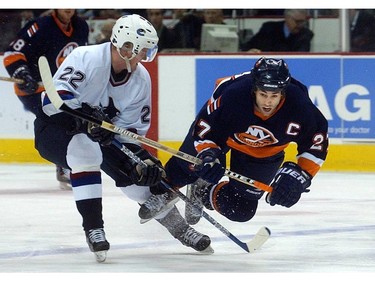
[34,14,212,262]
[140,57,329,226]
[3,9,89,189]
[4,9,89,114]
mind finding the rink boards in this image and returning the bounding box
[0,54,374,171]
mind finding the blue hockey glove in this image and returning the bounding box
[194,147,225,184]
[268,162,311,208]
[13,66,38,94]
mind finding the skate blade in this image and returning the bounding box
[59,182,72,190]
[94,250,107,263]
[198,245,214,255]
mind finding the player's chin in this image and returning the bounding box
[261,107,274,116]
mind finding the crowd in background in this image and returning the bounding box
[1,8,375,53]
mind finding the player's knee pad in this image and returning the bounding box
[119,185,152,203]
[213,181,259,222]
[67,134,103,173]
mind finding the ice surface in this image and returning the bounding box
[1,164,374,279]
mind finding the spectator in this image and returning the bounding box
[349,9,375,52]
[19,9,35,27]
[240,9,313,52]
[98,9,123,19]
[76,9,95,18]
[203,9,225,24]
[94,19,116,44]
[169,9,204,50]
[146,9,178,52]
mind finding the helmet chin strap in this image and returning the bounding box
[116,47,132,73]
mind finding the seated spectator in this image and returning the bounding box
[203,9,225,24]
[19,9,35,27]
[349,9,375,52]
[146,9,178,52]
[98,9,123,19]
[94,19,116,44]
[169,9,204,50]
[240,9,313,52]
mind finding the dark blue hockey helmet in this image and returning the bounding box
[251,57,291,92]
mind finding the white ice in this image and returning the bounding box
[1,164,375,279]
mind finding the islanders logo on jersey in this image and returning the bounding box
[55,42,80,68]
[234,125,278,147]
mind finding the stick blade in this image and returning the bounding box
[38,56,63,109]
[246,226,271,253]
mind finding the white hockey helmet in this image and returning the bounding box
[110,14,159,62]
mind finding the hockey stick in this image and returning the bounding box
[37,56,272,193]
[0,76,23,83]
[0,76,44,86]
[110,138,271,253]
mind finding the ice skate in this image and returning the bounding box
[85,228,110,263]
[157,206,214,254]
[185,179,212,225]
[139,191,179,223]
[56,165,72,190]
[177,225,213,254]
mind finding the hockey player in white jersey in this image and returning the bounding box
[34,14,212,262]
